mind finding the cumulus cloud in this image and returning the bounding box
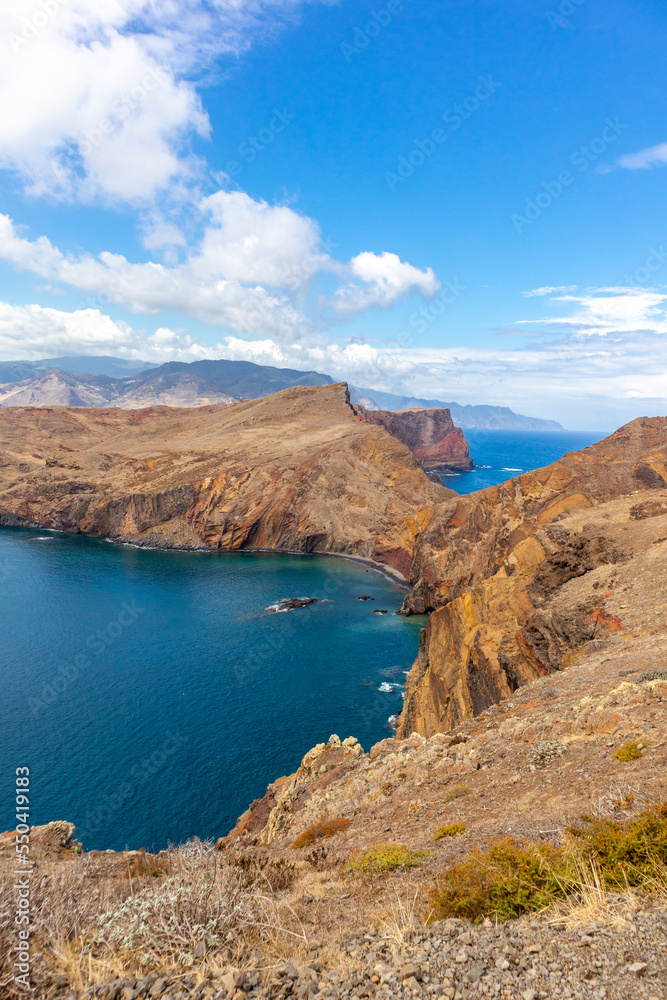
[617,141,667,171]
[331,252,440,314]
[0,205,440,337]
[4,283,667,429]
[0,0,335,203]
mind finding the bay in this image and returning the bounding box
[0,530,420,851]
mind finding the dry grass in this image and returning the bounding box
[291,818,349,850]
[373,890,422,948]
[0,839,310,993]
[443,784,471,805]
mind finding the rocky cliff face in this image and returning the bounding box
[0,383,449,561]
[352,405,473,471]
[384,416,667,736]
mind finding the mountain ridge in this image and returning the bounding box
[0,355,564,428]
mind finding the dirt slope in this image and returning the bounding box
[0,383,449,559]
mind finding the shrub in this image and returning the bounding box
[348,843,430,875]
[429,837,567,923]
[232,853,296,891]
[443,785,470,804]
[569,802,667,887]
[614,741,645,761]
[429,802,667,924]
[527,740,566,769]
[432,824,466,841]
[291,817,349,850]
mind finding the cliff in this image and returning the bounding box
[352,404,473,471]
[382,416,667,736]
[0,383,450,560]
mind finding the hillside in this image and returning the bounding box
[0,383,452,554]
[0,407,666,1000]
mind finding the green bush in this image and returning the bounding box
[348,843,429,875]
[429,837,567,922]
[432,824,466,841]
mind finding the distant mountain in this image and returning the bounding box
[349,386,564,431]
[0,354,562,429]
[0,355,158,383]
[0,358,334,409]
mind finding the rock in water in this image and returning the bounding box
[358,594,374,601]
[267,598,317,613]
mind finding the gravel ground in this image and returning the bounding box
[53,895,666,1000]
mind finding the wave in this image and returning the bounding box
[501,467,523,472]
[388,713,400,730]
[378,681,403,693]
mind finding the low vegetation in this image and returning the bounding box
[443,784,470,804]
[348,843,430,875]
[432,823,466,840]
[429,802,667,923]
[614,740,646,761]
[429,837,565,922]
[291,817,349,849]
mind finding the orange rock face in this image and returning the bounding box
[0,383,449,563]
[389,417,667,736]
[352,405,473,470]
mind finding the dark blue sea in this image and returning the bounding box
[0,533,421,851]
[0,429,606,851]
[440,429,605,493]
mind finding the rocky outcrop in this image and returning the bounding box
[389,417,667,736]
[0,383,450,566]
[352,405,473,471]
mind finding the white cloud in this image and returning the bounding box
[0,0,335,203]
[331,251,440,314]
[4,284,667,431]
[517,286,667,336]
[522,285,577,297]
[0,301,139,359]
[0,207,440,338]
[617,141,667,171]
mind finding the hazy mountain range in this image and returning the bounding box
[0,356,563,430]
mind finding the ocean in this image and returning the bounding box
[0,428,606,851]
[442,429,605,493]
[0,531,421,851]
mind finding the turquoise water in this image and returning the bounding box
[442,429,605,493]
[0,530,422,851]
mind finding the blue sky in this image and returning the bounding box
[0,0,665,428]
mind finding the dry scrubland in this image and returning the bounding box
[1,395,666,999]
